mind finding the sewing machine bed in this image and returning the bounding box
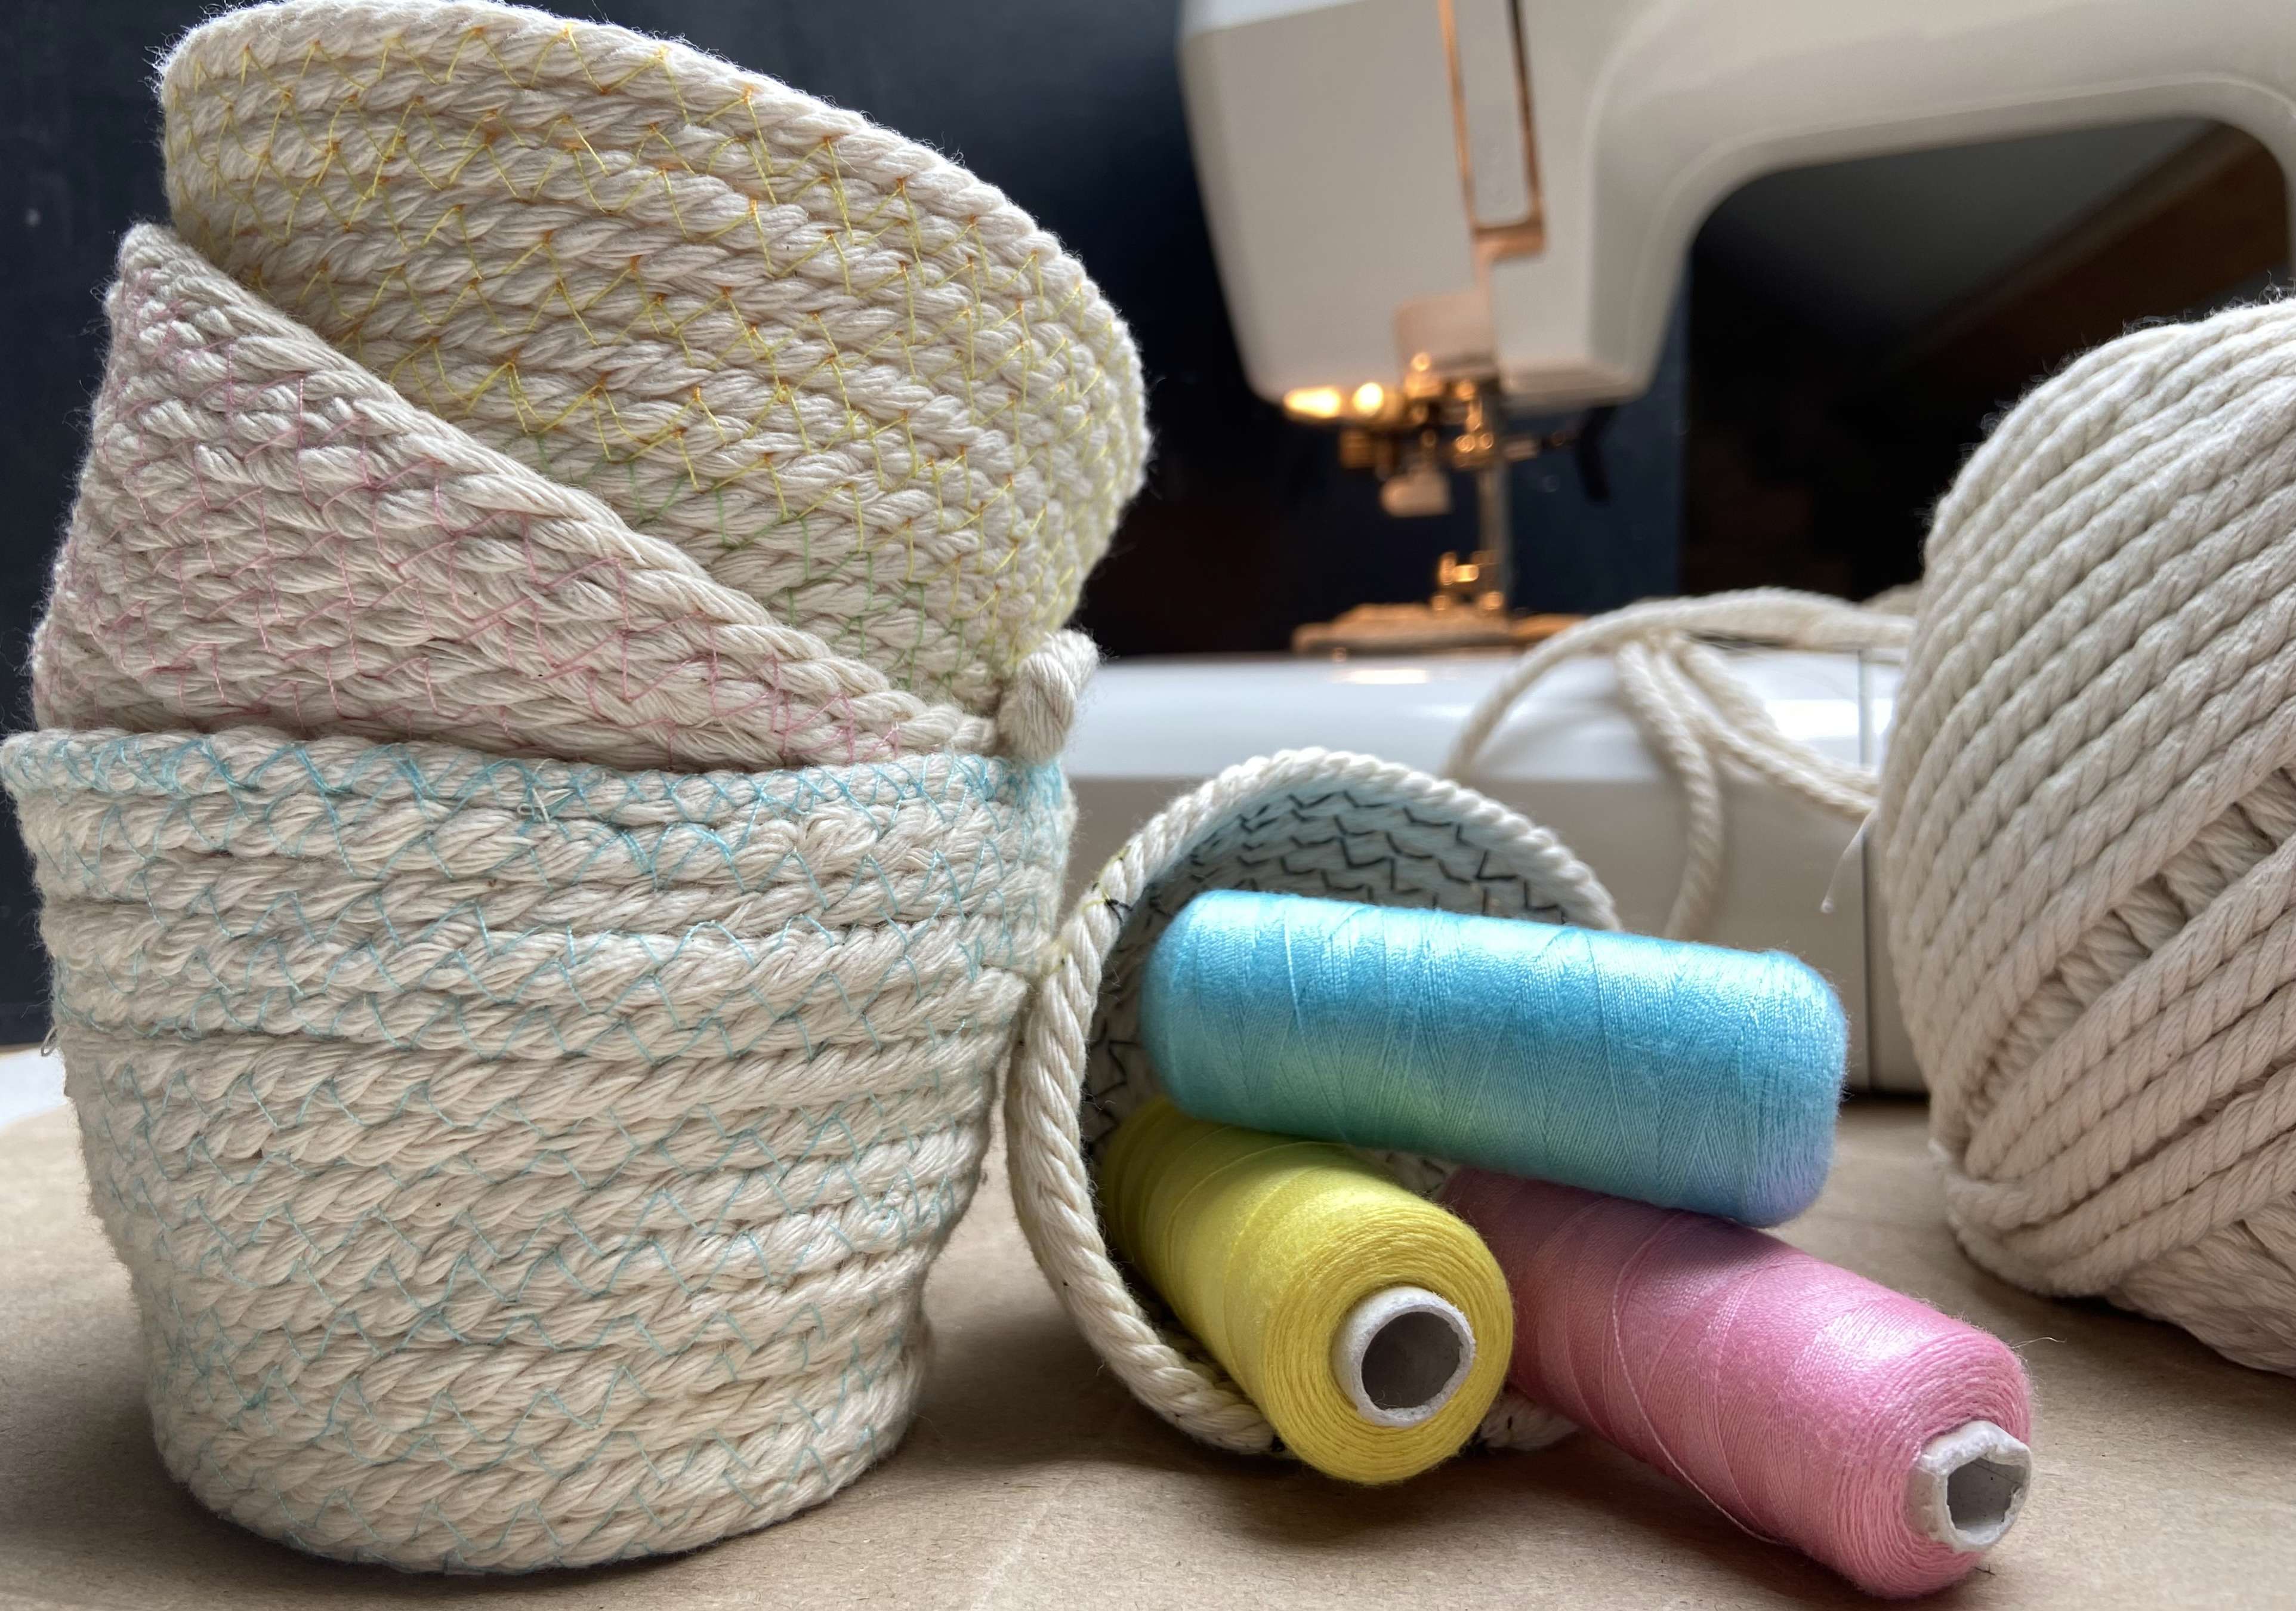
[2,1100,2288,1610]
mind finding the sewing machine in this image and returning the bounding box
[1184,0,2296,418]
[1064,0,2296,1091]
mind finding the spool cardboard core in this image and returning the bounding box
[1332,1286,1476,1428]
[1906,1419,2032,1552]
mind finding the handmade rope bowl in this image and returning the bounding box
[35,225,1096,774]
[1005,747,1618,1454]
[160,0,1147,715]
[3,726,1072,1570]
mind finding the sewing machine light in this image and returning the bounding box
[1286,382,1397,422]
[1283,385,1345,421]
[1290,365,1602,644]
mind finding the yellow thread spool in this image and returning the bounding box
[1099,1097,1513,1483]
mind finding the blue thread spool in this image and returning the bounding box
[1139,891,1844,1226]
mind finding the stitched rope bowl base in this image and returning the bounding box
[1004,748,1618,1455]
[3,727,1071,1571]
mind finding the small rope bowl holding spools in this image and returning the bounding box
[1004,746,1621,1457]
[10,0,1146,1570]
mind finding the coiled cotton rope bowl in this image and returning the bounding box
[6,729,1069,1570]
[10,0,1144,1571]
[159,0,1144,718]
[1005,748,1616,1453]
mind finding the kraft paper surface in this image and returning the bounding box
[2,1100,2291,1609]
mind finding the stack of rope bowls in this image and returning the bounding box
[7,0,1143,1572]
[1005,748,1615,1454]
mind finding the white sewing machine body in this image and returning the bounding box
[1065,649,1920,1092]
[1182,0,2296,411]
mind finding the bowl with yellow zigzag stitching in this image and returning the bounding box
[161,0,1148,717]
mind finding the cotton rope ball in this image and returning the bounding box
[159,0,1147,714]
[1878,297,2296,1374]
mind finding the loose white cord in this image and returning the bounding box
[1443,588,1911,939]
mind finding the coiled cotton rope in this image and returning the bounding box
[7,727,1072,1570]
[11,0,1143,1570]
[1880,298,2296,1374]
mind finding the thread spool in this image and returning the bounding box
[1443,1169,2034,1598]
[1097,1097,1511,1482]
[1141,890,1845,1226]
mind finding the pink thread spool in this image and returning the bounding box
[1443,1170,2033,1598]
